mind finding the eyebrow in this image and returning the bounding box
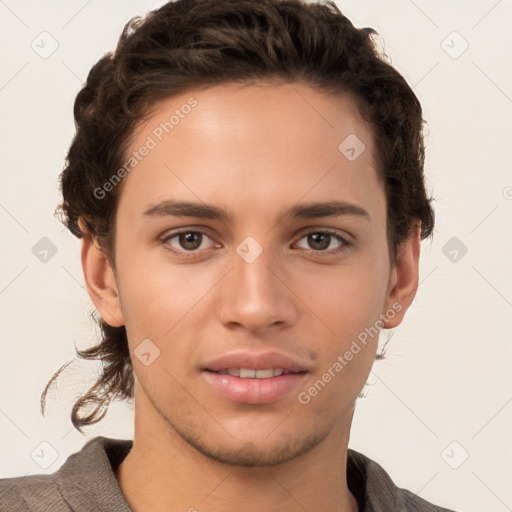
[141,199,370,222]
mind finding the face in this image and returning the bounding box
[89,81,414,467]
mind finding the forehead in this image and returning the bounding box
[117,81,384,226]
[137,81,375,150]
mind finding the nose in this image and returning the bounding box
[216,242,298,334]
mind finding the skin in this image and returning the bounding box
[80,81,420,512]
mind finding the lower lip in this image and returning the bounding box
[203,371,308,404]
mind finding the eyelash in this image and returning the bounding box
[161,228,352,259]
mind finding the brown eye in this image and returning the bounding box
[162,229,215,255]
[295,230,349,253]
[307,232,331,251]
[177,232,203,251]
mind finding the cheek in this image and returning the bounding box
[116,250,213,338]
[117,263,212,383]
[293,259,387,396]
[296,271,381,412]
[297,259,388,341]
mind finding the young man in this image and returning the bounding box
[0,0,456,510]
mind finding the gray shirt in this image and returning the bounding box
[0,436,457,511]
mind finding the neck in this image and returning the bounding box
[115,388,359,512]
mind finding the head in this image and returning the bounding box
[42,0,434,445]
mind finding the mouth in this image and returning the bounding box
[206,368,305,378]
[202,368,309,404]
[202,350,310,404]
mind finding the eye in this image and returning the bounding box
[162,229,217,256]
[295,230,351,254]
[161,227,351,259]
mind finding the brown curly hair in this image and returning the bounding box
[40,0,435,433]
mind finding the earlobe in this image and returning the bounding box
[381,222,421,329]
[79,218,124,328]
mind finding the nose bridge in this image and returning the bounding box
[232,236,280,304]
[216,234,296,330]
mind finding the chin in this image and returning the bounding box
[167,414,328,468]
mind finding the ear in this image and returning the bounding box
[79,218,124,327]
[381,222,421,329]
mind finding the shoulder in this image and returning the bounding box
[0,436,132,512]
[347,448,458,512]
[0,473,67,512]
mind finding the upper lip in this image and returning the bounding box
[204,351,309,373]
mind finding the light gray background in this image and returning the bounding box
[1,1,511,511]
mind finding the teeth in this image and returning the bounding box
[216,368,290,378]
[255,369,274,378]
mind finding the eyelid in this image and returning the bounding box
[161,225,353,258]
[161,227,217,246]
[294,226,353,242]
[292,228,352,254]
[161,227,351,245]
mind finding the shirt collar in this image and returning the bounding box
[55,436,440,512]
